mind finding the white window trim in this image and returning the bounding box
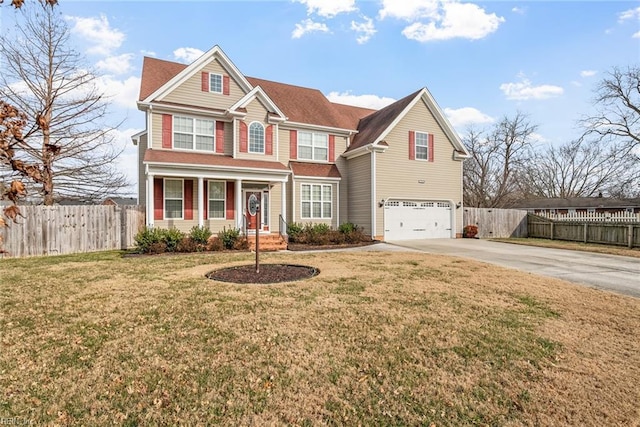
[164,178,184,220]
[248,121,265,154]
[415,131,429,161]
[298,131,329,162]
[300,183,332,219]
[209,72,223,94]
[173,115,216,153]
[207,180,226,220]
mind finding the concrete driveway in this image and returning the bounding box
[386,239,640,298]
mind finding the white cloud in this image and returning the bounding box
[141,50,157,57]
[67,14,125,56]
[511,7,526,15]
[294,0,357,18]
[96,54,134,75]
[96,75,141,109]
[444,107,494,129]
[530,132,550,144]
[401,2,504,42]
[580,70,597,78]
[292,19,330,39]
[326,91,396,110]
[173,47,204,63]
[500,75,564,100]
[633,31,640,39]
[351,17,376,44]
[618,6,640,22]
[378,0,440,21]
[571,81,582,87]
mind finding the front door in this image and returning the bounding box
[245,191,262,231]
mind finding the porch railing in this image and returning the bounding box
[279,214,288,240]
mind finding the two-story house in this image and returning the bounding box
[133,45,469,241]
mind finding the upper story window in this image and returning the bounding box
[415,131,429,161]
[209,73,223,94]
[249,122,265,153]
[298,131,328,161]
[173,116,215,151]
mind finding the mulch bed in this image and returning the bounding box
[286,240,379,251]
[207,264,319,284]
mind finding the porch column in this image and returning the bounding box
[235,179,242,229]
[281,180,287,224]
[197,176,204,227]
[147,173,154,227]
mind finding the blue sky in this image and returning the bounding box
[1,0,639,196]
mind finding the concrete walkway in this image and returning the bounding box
[379,239,640,298]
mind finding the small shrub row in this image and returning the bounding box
[134,225,247,254]
[287,222,370,246]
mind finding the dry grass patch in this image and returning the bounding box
[1,250,639,425]
[492,237,640,258]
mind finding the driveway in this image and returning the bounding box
[385,239,640,298]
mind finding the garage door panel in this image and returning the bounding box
[384,200,451,240]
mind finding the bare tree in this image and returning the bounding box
[463,112,537,207]
[0,1,128,205]
[582,65,640,154]
[0,0,57,8]
[519,137,640,198]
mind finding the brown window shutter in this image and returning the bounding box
[428,134,434,162]
[223,76,230,95]
[201,72,209,92]
[154,178,163,220]
[203,180,208,219]
[184,179,193,220]
[226,181,234,220]
[290,130,297,160]
[408,130,415,160]
[265,125,273,155]
[329,135,335,162]
[215,121,225,153]
[239,121,248,153]
[162,115,172,149]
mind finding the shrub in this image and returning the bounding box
[134,227,165,254]
[218,227,241,250]
[287,222,303,241]
[311,223,330,235]
[338,222,358,234]
[189,225,212,246]
[148,241,167,255]
[176,236,199,253]
[207,236,224,252]
[233,237,249,250]
[463,224,479,238]
[163,228,185,252]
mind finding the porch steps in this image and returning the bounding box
[247,234,288,252]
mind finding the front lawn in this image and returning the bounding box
[1,251,638,425]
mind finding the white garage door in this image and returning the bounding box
[384,200,452,240]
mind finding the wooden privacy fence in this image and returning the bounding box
[0,205,146,258]
[463,208,528,238]
[528,214,640,248]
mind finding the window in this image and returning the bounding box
[301,183,332,219]
[298,131,328,161]
[164,179,183,219]
[249,122,265,153]
[173,116,215,151]
[209,73,222,94]
[415,132,429,160]
[208,181,225,219]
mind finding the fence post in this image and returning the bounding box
[550,222,554,240]
[583,223,588,243]
[629,225,634,249]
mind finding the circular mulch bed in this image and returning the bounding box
[206,264,319,284]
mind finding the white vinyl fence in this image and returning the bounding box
[534,211,640,222]
[1,205,145,258]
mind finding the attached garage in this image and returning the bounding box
[383,200,453,240]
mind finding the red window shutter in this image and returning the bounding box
[162,115,172,149]
[223,75,230,95]
[184,179,193,220]
[154,178,163,220]
[408,130,415,160]
[428,134,434,162]
[203,180,208,219]
[290,130,297,160]
[216,121,225,153]
[201,72,209,92]
[265,125,273,155]
[329,135,335,162]
[239,121,248,153]
[226,181,234,220]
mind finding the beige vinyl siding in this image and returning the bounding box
[279,126,291,161]
[236,98,277,162]
[268,182,283,233]
[151,111,162,150]
[346,153,372,235]
[375,99,464,236]
[291,180,338,228]
[160,58,245,110]
[138,133,148,205]
[334,136,350,225]
[222,121,233,155]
